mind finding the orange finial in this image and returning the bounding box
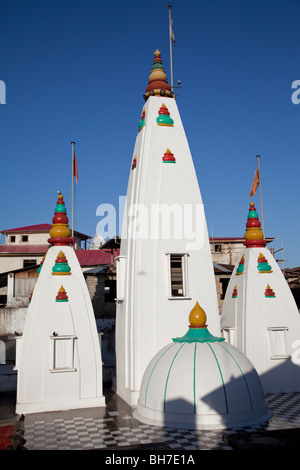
[189,302,207,328]
[243,201,266,248]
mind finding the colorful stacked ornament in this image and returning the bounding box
[138,109,145,132]
[244,202,266,248]
[265,284,276,298]
[144,50,174,101]
[37,254,46,277]
[28,288,34,303]
[236,255,245,275]
[55,286,69,302]
[232,286,238,298]
[131,156,137,170]
[48,193,74,246]
[257,253,273,274]
[156,104,174,127]
[162,148,176,163]
[52,251,71,276]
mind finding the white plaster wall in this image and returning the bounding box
[5,233,48,245]
[0,256,44,274]
[116,96,220,405]
[0,307,27,336]
[16,245,105,414]
[221,246,300,393]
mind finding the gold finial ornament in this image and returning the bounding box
[189,301,207,327]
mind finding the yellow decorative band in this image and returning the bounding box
[51,272,71,276]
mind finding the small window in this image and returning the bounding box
[10,236,16,243]
[214,244,222,253]
[23,259,37,268]
[105,280,116,302]
[220,278,230,300]
[267,327,289,359]
[22,235,28,242]
[167,253,190,299]
[50,335,76,372]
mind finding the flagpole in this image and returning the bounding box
[168,4,174,91]
[71,141,75,238]
[256,154,265,238]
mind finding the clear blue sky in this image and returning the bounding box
[1,0,300,267]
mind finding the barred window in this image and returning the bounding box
[50,335,77,372]
[167,253,190,299]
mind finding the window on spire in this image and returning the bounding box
[167,253,190,299]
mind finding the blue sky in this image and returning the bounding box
[1,0,300,267]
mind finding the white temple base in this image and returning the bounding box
[133,401,272,430]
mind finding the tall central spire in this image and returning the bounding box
[143,50,174,101]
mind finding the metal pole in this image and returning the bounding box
[71,141,75,238]
[168,4,174,91]
[256,155,265,238]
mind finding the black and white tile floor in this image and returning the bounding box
[21,390,300,451]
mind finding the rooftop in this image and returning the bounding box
[0,246,115,267]
[0,224,90,240]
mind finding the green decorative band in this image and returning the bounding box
[248,210,258,218]
[217,343,253,409]
[173,327,225,344]
[151,63,164,70]
[52,263,71,275]
[164,344,186,412]
[138,120,145,131]
[55,204,67,213]
[145,343,176,407]
[207,343,228,413]
[156,116,174,126]
[193,343,197,413]
[258,263,272,273]
[55,299,69,302]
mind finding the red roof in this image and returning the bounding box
[0,224,52,233]
[209,237,274,242]
[0,224,90,240]
[0,244,118,267]
[75,250,114,266]
[0,245,49,254]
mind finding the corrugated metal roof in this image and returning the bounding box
[75,250,113,266]
[213,263,234,274]
[0,245,49,254]
[0,224,52,233]
[0,245,118,267]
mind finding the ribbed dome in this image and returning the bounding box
[134,303,272,429]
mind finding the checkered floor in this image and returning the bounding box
[20,391,300,451]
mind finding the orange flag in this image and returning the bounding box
[74,152,78,183]
[249,168,259,198]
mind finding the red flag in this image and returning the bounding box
[74,152,78,183]
[249,168,259,198]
